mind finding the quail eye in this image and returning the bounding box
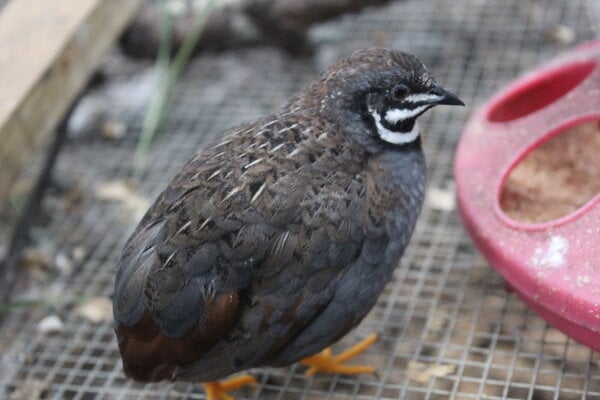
[390,84,409,101]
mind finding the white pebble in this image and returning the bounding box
[37,315,64,334]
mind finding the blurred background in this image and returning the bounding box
[0,0,599,399]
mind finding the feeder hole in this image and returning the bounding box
[488,61,596,122]
[499,119,600,224]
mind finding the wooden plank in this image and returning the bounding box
[0,0,143,209]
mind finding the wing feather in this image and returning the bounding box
[114,116,369,382]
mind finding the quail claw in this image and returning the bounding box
[300,333,379,377]
[202,374,257,400]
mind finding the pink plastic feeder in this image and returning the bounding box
[455,40,600,351]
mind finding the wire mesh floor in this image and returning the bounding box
[1,0,599,399]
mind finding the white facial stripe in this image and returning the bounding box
[370,109,420,145]
[404,93,441,103]
[385,105,429,124]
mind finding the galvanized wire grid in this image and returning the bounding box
[1,0,599,399]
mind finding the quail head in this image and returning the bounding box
[113,48,464,387]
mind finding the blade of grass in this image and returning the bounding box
[168,0,216,85]
[133,0,173,173]
[0,295,88,313]
[133,0,216,173]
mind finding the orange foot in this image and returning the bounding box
[300,333,379,377]
[202,374,257,400]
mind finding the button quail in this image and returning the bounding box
[113,48,464,398]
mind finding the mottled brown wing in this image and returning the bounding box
[168,168,370,381]
[113,115,369,381]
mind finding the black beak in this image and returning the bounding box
[428,85,465,106]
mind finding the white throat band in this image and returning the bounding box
[370,109,420,145]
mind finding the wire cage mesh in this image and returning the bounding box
[1,0,599,399]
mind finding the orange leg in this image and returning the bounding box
[202,374,257,400]
[300,333,379,377]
